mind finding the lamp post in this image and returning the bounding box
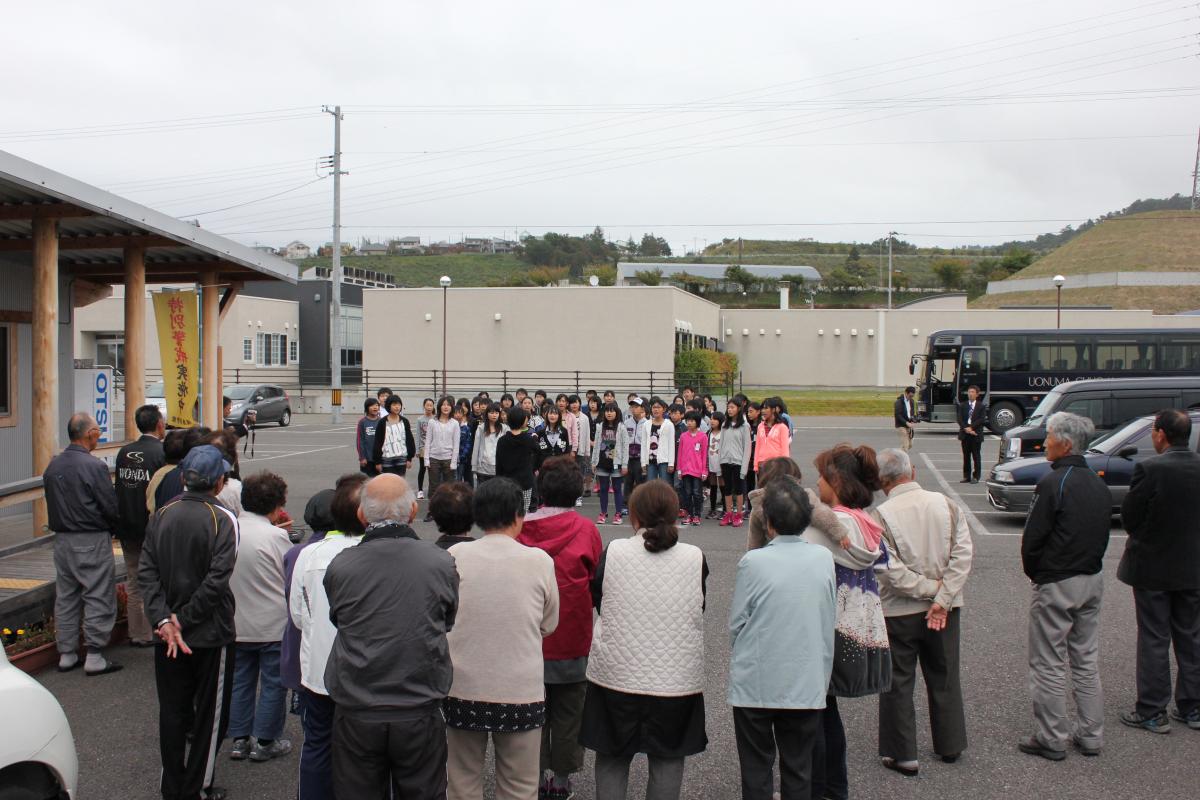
[440,275,451,395]
[1053,274,1065,329]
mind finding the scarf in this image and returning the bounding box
[833,505,883,551]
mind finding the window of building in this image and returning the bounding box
[255,332,289,367]
[341,348,363,368]
[242,337,254,363]
[0,324,14,427]
[289,340,298,363]
[95,336,124,372]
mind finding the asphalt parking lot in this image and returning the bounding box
[33,414,1196,800]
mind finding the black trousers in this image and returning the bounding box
[960,435,983,480]
[733,706,821,800]
[624,456,644,500]
[332,706,448,800]
[1134,588,1200,718]
[155,643,234,800]
[879,609,968,761]
[811,696,848,800]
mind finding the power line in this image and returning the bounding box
[175,177,327,218]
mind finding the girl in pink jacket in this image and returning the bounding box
[754,397,792,473]
[676,411,709,526]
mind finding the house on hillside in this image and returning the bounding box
[492,238,517,254]
[462,237,492,253]
[389,236,423,254]
[282,241,311,260]
[251,245,277,256]
[427,240,464,255]
[358,241,389,256]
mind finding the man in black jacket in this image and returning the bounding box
[894,386,917,452]
[1018,411,1113,761]
[115,404,166,646]
[957,385,987,483]
[139,444,238,800]
[323,473,459,799]
[1118,408,1200,733]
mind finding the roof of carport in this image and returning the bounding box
[0,149,297,284]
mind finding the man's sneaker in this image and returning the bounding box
[690,515,702,526]
[1071,736,1101,757]
[249,738,293,762]
[1017,737,1066,761]
[596,513,607,525]
[230,737,252,760]
[1171,708,1200,730]
[612,513,623,525]
[733,512,745,528]
[417,490,425,500]
[1120,710,1171,734]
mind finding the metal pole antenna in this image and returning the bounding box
[323,105,347,424]
[887,231,896,310]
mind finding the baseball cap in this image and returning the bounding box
[180,444,232,484]
[629,396,645,407]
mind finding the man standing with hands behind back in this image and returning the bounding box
[894,387,917,452]
[958,385,987,484]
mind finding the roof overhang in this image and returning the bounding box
[0,149,298,285]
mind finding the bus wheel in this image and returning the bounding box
[988,402,1023,434]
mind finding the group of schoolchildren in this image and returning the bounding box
[353,385,796,528]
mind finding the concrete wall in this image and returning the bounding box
[720,307,1200,388]
[362,286,722,380]
[74,285,299,375]
[987,271,1200,295]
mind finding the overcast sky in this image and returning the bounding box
[4,0,1196,253]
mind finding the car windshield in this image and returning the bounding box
[1024,390,1064,426]
[226,385,256,401]
[146,382,164,397]
[1087,417,1151,454]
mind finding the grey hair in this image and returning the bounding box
[877,448,912,483]
[1047,411,1095,455]
[66,412,95,442]
[360,476,416,523]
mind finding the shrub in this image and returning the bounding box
[674,348,739,395]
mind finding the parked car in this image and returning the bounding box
[987,409,1200,515]
[0,646,78,798]
[999,376,1200,462]
[224,384,292,428]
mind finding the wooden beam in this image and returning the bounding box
[123,245,146,438]
[31,218,58,537]
[0,233,177,252]
[218,281,242,323]
[201,270,220,429]
[0,203,94,222]
[0,310,33,323]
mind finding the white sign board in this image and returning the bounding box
[74,367,114,444]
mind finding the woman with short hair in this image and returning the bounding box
[581,480,709,800]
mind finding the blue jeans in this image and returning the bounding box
[299,689,335,800]
[680,475,704,518]
[229,641,287,741]
[645,462,671,482]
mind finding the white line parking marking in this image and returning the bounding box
[918,453,1007,537]
[244,444,351,462]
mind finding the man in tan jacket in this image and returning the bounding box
[872,448,974,777]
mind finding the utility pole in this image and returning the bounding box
[887,231,896,310]
[322,105,348,424]
[1192,124,1200,210]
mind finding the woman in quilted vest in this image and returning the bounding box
[808,445,893,800]
[580,479,709,800]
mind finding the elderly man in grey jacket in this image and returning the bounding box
[873,448,973,776]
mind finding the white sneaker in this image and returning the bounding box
[417,490,425,500]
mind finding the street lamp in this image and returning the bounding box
[440,275,451,395]
[1053,274,1066,329]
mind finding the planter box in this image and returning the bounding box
[8,641,58,675]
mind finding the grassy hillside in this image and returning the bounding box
[300,253,529,287]
[1002,210,1200,279]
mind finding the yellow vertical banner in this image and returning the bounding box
[152,290,200,428]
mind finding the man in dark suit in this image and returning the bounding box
[957,385,987,483]
[894,387,917,452]
[1118,408,1200,734]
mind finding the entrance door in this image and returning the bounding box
[957,346,990,403]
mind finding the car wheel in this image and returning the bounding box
[988,401,1023,435]
[278,408,291,427]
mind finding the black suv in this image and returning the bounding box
[224,384,292,428]
[999,376,1200,462]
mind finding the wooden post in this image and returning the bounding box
[31,217,59,536]
[123,245,146,439]
[201,271,220,429]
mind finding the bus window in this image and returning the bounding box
[977,336,1027,372]
[1031,338,1091,371]
[1159,339,1200,371]
[1095,340,1153,371]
